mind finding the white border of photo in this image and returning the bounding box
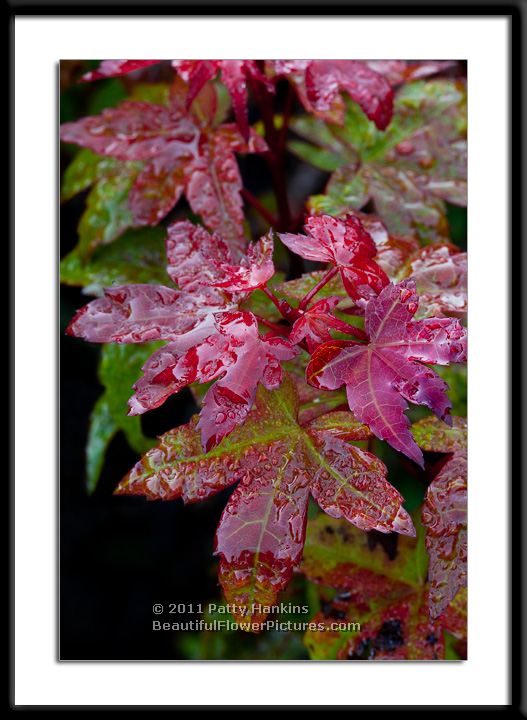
[14,15,509,707]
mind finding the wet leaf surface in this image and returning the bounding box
[129,311,298,450]
[413,415,467,617]
[82,60,162,82]
[66,221,290,450]
[61,85,268,255]
[402,244,468,318]
[293,80,467,243]
[301,514,466,659]
[270,59,394,130]
[307,280,467,466]
[118,377,415,626]
[173,60,274,141]
[279,214,389,302]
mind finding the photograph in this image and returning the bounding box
[58,58,468,662]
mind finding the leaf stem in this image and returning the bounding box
[262,286,298,322]
[255,315,290,336]
[329,317,368,342]
[278,84,294,153]
[298,266,339,310]
[251,78,293,232]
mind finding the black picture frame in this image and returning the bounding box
[8,1,523,712]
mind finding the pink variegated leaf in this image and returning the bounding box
[196,313,299,450]
[127,314,218,415]
[279,214,389,302]
[307,280,467,466]
[165,220,232,292]
[60,102,199,162]
[130,310,298,450]
[81,60,162,82]
[66,285,221,344]
[210,232,275,293]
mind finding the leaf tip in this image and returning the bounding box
[392,506,416,537]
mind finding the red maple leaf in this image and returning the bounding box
[307,279,467,466]
[289,296,368,352]
[269,59,394,130]
[279,214,389,302]
[341,210,420,280]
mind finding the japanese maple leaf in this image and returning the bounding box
[118,378,415,627]
[66,220,285,449]
[307,279,467,466]
[60,89,267,254]
[279,214,389,302]
[301,514,466,660]
[269,59,394,130]
[172,60,274,142]
[340,210,420,280]
[412,416,468,618]
[81,60,161,82]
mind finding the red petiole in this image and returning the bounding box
[298,266,339,311]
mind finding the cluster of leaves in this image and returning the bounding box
[301,511,466,660]
[61,59,467,652]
